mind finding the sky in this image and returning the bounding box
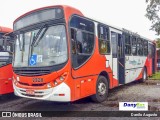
[0,0,159,40]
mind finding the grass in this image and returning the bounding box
[150,72,160,80]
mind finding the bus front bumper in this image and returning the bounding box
[13,82,71,102]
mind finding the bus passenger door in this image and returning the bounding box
[118,34,125,84]
[111,32,118,86]
[111,32,125,86]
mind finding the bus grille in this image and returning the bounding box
[22,94,43,97]
[18,82,46,87]
[13,69,51,76]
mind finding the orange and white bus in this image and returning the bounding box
[12,5,156,102]
[0,26,14,95]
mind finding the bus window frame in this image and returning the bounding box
[143,40,148,56]
[131,35,137,56]
[124,33,132,56]
[97,23,111,55]
[0,35,13,67]
[137,38,143,56]
[69,15,95,70]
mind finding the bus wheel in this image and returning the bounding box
[141,68,147,82]
[91,76,108,103]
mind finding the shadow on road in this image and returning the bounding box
[0,93,20,104]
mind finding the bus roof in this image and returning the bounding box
[90,17,153,42]
[13,5,154,43]
[0,26,12,33]
[13,5,83,24]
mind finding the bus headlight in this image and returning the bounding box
[59,76,64,81]
[14,79,18,85]
[17,76,20,81]
[54,81,58,86]
[53,72,68,86]
[47,83,51,88]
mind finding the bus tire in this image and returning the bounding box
[91,76,108,103]
[141,67,147,82]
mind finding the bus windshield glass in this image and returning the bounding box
[13,25,68,67]
[0,36,13,66]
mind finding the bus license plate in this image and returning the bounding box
[26,89,35,95]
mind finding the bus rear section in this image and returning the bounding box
[157,49,160,71]
[12,5,156,103]
[0,26,14,95]
[147,42,156,76]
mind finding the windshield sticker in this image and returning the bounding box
[29,55,37,66]
[37,55,43,63]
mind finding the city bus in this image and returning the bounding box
[0,26,14,95]
[12,5,156,102]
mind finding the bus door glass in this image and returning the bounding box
[111,32,119,84]
[111,31,125,85]
[118,34,125,84]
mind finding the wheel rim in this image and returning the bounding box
[98,82,106,96]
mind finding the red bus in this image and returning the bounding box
[12,5,156,102]
[0,26,14,95]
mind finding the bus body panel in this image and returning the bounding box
[0,26,12,33]
[0,64,13,95]
[0,26,13,95]
[125,56,147,83]
[14,82,71,101]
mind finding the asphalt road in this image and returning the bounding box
[0,80,160,120]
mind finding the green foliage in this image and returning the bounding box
[150,72,160,80]
[157,38,160,48]
[146,0,160,35]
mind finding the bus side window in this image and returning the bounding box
[143,40,148,56]
[125,34,131,55]
[98,24,110,54]
[132,36,137,55]
[70,28,76,54]
[137,38,143,56]
[70,16,95,68]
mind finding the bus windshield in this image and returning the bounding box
[0,35,13,67]
[13,25,68,67]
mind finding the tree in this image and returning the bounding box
[146,0,160,35]
[157,38,160,48]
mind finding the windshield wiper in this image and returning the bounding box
[30,24,48,60]
[34,27,48,47]
[31,24,48,47]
